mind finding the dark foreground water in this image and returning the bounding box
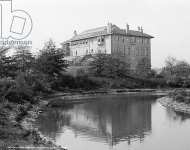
[36,94,190,150]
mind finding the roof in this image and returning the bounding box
[69,26,108,41]
[127,30,154,38]
[67,24,154,42]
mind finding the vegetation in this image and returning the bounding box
[0,39,190,146]
[161,56,190,87]
[169,89,190,104]
[88,54,168,88]
[89,54,130,78]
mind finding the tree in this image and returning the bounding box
[13,46,34,73]
[0,47,18,78]
[89,54,130,78]
[35,39,68,78]
[0,56,18,78]
[89,54,108,76]
[161,56,190,87]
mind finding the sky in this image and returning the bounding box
[12,0,190,68]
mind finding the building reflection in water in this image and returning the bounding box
[36,95,158,146]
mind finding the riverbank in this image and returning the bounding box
[159,97,190,114]
[0,88,168,149]
[0,98,66,150]
[47,88,168,107]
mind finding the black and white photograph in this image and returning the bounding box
[0,0,190,149]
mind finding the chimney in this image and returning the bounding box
[107,22,112,33]
[140,26,143,33]
[138,26,141,31]
[126,23,130,33]
[74,30,77,36]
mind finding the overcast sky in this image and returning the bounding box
[14,0,190,68]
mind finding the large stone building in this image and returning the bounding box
[62,23,154,71]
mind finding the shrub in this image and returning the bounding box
[174,94,185,102]
[76,68,86,77]
[0,78,14,101]
[184,97,190,104]
[51,74,100,90]
[16,104,28,122]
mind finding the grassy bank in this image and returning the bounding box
[159,89,190,114]
[0,98,66,149]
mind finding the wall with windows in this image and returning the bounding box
[70,40,89,56]
[68,34,151,72]
[111,34,151,70]
[70,35,112,56]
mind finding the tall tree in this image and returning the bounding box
[89,54,108,76]
[13,46,34,73]
[35,39,68,78]
[161,56,190,87]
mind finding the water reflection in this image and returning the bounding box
[165,108,190,122]
[36,95,159,146]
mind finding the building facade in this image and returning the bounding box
[62,23,154,71]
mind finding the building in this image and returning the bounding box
[61,23,154,71]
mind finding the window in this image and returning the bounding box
[123,45,125,56]
[146,48,149,56]
[128,47,131,55]
[131,37,136,43]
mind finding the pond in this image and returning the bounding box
[35,93,190,150]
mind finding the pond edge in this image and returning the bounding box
[158,97,190,114]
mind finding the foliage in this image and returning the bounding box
[89,54,130,78]
[0,72,49,104]
[13,47,35,73]
[52,74,100,90]
[0,78,14,101]
[169,89,190,104]
[89,54,107,76]
[35,39,68,79]
[161,56,190,87]
[4,73,34,103]
[76,68,86,77]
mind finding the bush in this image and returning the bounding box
[76,68,86,77]
[0,73,39,104]
[16,104,28,122]
[51,74,100,90]
[0,78,14,101]
[174,94,185,102]
[169,89,188,103]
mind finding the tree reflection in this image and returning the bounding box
[166,109,190,122]
[36,95,157,146]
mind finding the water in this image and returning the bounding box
[36,93,190,150]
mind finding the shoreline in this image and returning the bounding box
[0,88,169,149]
[0,98,67,150]
[158,97,190,114]
[47,89,168,107]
